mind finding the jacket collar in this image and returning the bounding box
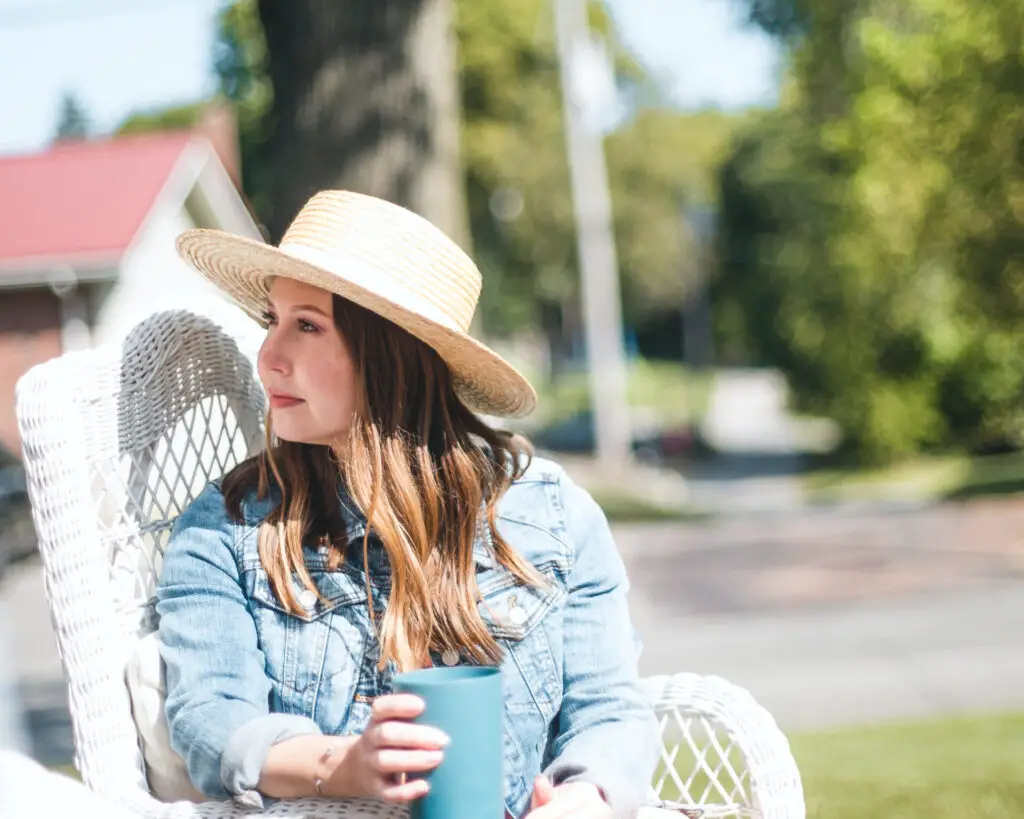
[335,488,498,574]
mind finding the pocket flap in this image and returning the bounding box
[477,570,562,641]
[248,566,367,622]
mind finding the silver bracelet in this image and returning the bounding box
[314,743,338,797]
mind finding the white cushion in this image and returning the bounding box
[124,632,206,803]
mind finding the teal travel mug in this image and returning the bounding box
[392,666,505,819]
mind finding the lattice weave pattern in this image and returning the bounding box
[15,310,804,819]
[645,674,804,818]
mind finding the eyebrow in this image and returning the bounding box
[266,300,331,318]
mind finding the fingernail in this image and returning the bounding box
[436,732,451,747]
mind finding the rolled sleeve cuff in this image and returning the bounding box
[545,761,646,819]
[220,713,323,807]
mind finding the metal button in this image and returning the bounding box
[508,606,528,626]
[298,589,318,610]
[441,649,459,667]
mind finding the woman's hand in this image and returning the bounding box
[323,694,449,802]
[525,775,612,818]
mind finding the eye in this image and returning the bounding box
[298,319,321,333]
[261,309,278,326]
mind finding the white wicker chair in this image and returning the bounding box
[14,310,804,819]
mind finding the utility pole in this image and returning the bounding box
[553,0,632,469]
[682,205,717,371]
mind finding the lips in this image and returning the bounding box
[267,390,304,409]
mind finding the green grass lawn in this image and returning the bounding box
[794,712,1024,814]
[588,486,711,523]
[659,712,1024,818]
[792,712,1024,819]
[533,359,714,428]
[803,451,1024,505]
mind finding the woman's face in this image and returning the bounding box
[257,277,357,446]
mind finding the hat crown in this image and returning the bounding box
[175,188,538,418]
[278,190,481,333]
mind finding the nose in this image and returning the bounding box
[258,329,290,376]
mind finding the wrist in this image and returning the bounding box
[314,736,359,798]
[258,734,349,799]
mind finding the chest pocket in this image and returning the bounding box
[246,563,370,699]
[477,564,565,718]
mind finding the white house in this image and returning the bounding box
[0,128,266,453]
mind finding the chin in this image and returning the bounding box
[270,424,314,444]
[273,425,343,448]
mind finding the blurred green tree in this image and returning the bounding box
[212,0,274,225]
[207,0,742,364]
[719,0,1024,462]
[117,1,743,370]
[54,91,91,141]
[455,0,743,365]
[117,102,208,135]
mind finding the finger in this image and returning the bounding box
[373,748,445,774]
[370,694,426,722]
[379,775,431,803]
[531,774,556,810]
[375,719,450,750]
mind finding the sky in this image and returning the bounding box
[0,0,781,156]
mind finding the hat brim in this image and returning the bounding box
[176,229,537,418]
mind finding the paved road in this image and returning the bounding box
[3,496,1024,764]
[615,499,1024,730]
[629,579,1024,731]
[0,556,72,764]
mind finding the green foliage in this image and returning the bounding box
[53,91,91,141]
[718,0,1024,463]
[456,0,743,344]
[213,0,273,224]
[124,1,741,364]
[116,101,207,135]
[740,0,814,39]
[211,0,743,343]
[456,0,573,337]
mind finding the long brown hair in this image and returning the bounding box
[222,293,540,671]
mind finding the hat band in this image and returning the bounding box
[278,242,469,334]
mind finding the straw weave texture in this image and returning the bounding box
[177,190,536,418]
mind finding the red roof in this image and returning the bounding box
[0,131,193,269]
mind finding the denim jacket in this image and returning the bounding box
[156,456,658,818]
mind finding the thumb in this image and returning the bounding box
[530,775,556,811]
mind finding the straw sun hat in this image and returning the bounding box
[176,190,536,418]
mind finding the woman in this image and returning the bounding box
[157,191,659,819]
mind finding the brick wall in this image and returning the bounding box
[0,288,61,456]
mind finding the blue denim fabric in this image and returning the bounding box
[156,456,658,818]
